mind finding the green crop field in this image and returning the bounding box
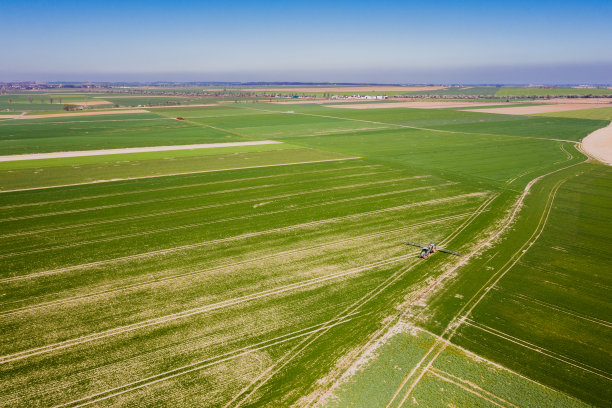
[536,106,612,120]
[0,91,218,113]
[495,87,612,96]
[0,93,109,112]
[0,114,244,155]
[0,100,609,407]
[102,96,209,107]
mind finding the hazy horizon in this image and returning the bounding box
[3,0,612,84]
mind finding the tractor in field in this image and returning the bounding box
[406,241,462,259]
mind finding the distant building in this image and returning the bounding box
[332,94,387,100]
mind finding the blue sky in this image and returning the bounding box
[2,0,611,83]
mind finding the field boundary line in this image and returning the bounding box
[1,191,482,283]
[404,323,583,399]
[240,106,577,144]
[398,193,500,327]
[0,213,472,316]
[447,176,571,327]
[0,256,412,364]
[442,162,584,318]
[0,157,361,194]
[157,112,276,120]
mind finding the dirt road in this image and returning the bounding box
[0,141,282,162]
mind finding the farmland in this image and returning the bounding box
[0,93,213,113]
[0,97,610,407]
[495,87,612,97]
[537,106,612,120]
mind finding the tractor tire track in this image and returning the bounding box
[0,255,412,365]
[227,193,496,408]
[223,257,422,408]
[0,213,472,316]
[25,314,359,408]
[0,182,455,260]
[427,367,518,408]
[0,165,385,210]
[510,293,612,328]
[0,177,436,239]
[0,176,422,222]
[0,190,481,283]
[387,160,587,406]
[9,193,490,406]
[0,156,361,194]
[463,319,612,380]
[302,193,498,408]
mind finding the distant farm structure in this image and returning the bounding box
[331,94,388,100]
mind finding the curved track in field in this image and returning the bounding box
[384,159,589,408]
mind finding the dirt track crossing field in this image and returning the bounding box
[384,165,583,407]
[0,141,282,162]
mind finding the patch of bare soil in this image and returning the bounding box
[466,103,611,115]
[581,122,612,165]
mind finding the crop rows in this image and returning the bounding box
[2,101,609,407]
[0,155,488,407]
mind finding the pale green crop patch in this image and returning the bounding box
[322,325,588,408]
